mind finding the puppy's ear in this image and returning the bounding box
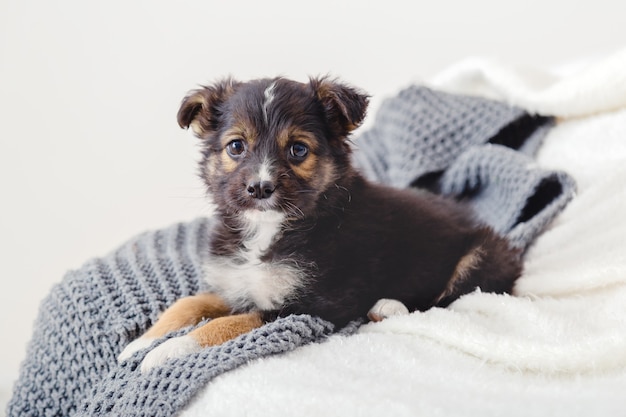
[177,79,238,138]
[310,77,369,139]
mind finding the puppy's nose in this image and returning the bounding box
[247,181,275,199]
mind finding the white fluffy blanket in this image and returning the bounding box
[182,50,626,417]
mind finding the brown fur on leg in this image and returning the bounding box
[188,312,264,347]
[432,246,484,306]
[144,293,231,339]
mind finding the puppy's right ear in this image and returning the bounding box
[177,79,238,138]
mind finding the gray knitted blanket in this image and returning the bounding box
[7,86,575,417]
[353,86,576,249]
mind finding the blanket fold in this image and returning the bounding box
[439,144,577,248]
[7,86,576,417]
[352,86,575,249]
[429,49,626,118]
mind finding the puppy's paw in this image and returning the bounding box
[367,298,409,322]
[118,336,156,363]
[140,335,202,373]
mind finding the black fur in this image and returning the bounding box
[179,76,522,328]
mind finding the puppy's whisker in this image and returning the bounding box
[278,200,304,219]
[334,184,352,202]
[284,202,305,219]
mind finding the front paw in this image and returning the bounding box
[140,335,202,373]
[118,336,156,363]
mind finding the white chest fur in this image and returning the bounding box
[203,210,305,311]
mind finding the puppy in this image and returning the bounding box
[119,77,522,371]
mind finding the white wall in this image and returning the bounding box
[0,0,624,410]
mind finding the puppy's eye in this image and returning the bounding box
[289,142,309,160]
[226,139,246,157]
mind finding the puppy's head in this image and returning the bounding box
[178,76,368,219]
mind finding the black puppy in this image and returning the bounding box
[118,77,522,371]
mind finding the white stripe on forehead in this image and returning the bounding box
[262,81,277,125]
[258,158,273,182]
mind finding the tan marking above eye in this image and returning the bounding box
[292,133,318,151]
[221,133,250,148]
[277,128,318,151]
[221,121,258,147]
[277,128,290,149]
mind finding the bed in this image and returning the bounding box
[7,49,626,417]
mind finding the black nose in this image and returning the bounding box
[247,181,275,199]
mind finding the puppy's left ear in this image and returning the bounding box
[310,77,369,139]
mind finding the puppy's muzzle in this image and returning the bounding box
[246,181,276,200]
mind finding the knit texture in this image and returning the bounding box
[7,86,576,417]
[6,218,335,417]
[353,85,576,249]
